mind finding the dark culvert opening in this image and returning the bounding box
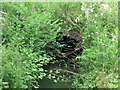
[42,29,83,72]
[38,29,84,88]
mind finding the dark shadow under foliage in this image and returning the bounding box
[2,2,118,88]
[42,30,83,71]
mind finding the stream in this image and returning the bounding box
[38,78,72,88]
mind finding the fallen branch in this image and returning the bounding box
[50,67,84,77]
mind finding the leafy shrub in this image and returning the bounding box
[1,2,118,88]
[2,2,59,88]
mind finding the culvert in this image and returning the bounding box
[42,29,83,71]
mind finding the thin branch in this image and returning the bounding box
[50,67,84,77]
[64,15,81,30]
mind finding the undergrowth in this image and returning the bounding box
[1,2,118,88]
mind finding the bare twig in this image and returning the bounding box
[43,39,55,47]
[50,67,84,77]
[63,13,81,30]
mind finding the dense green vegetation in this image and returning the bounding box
[1,2,118,88]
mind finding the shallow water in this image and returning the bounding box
[38,78,72,88]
